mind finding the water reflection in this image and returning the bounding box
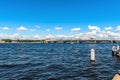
[91,61,95,66]
[90,65,98,79]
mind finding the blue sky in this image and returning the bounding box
[0,0,120,40]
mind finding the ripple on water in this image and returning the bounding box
[0,43,119,80]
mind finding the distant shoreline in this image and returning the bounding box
[0,39,118,43]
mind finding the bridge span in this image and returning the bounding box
[45,40,120,43]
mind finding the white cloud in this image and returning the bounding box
[97,34,108,39]
[36,25,40,28]
[11,34,20,39]
[55,27,63,30]
[46,29,50,32]
[107,31,114,35]
[0,34,42,40]
[116,26,120,31]
[20,35,31,40]
[84,31,97,36]
[33,35,41,39]
[107,31,117,36]
[17,26,28,31]
[1,27,10,30]
[0,34,8,39]
[104,27,112,30]
[0,33,20,39]
[30,29,36,32]
[88,25,100,32]
[56,35,66,38]
[46,34,52,39]
[1,24,120,40]
[71,28,80,32]
[54,35,67,40]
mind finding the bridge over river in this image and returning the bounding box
[44,40,120,43]
[3,39,120,43]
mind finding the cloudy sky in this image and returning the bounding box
[0,0,120,40]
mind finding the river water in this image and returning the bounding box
[0,43,120,80]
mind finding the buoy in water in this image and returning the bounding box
[90,48,95,62]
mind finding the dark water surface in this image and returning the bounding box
[0,43,120,80]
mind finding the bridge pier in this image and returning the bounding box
[94,40,96,43]
[111,40,116,43]
[111,40,113,43]
[77,40,79,43]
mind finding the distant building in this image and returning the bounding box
[0,40,5,43]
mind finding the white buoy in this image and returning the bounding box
[90,48,95,62]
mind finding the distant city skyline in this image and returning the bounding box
[0,0,120,40]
